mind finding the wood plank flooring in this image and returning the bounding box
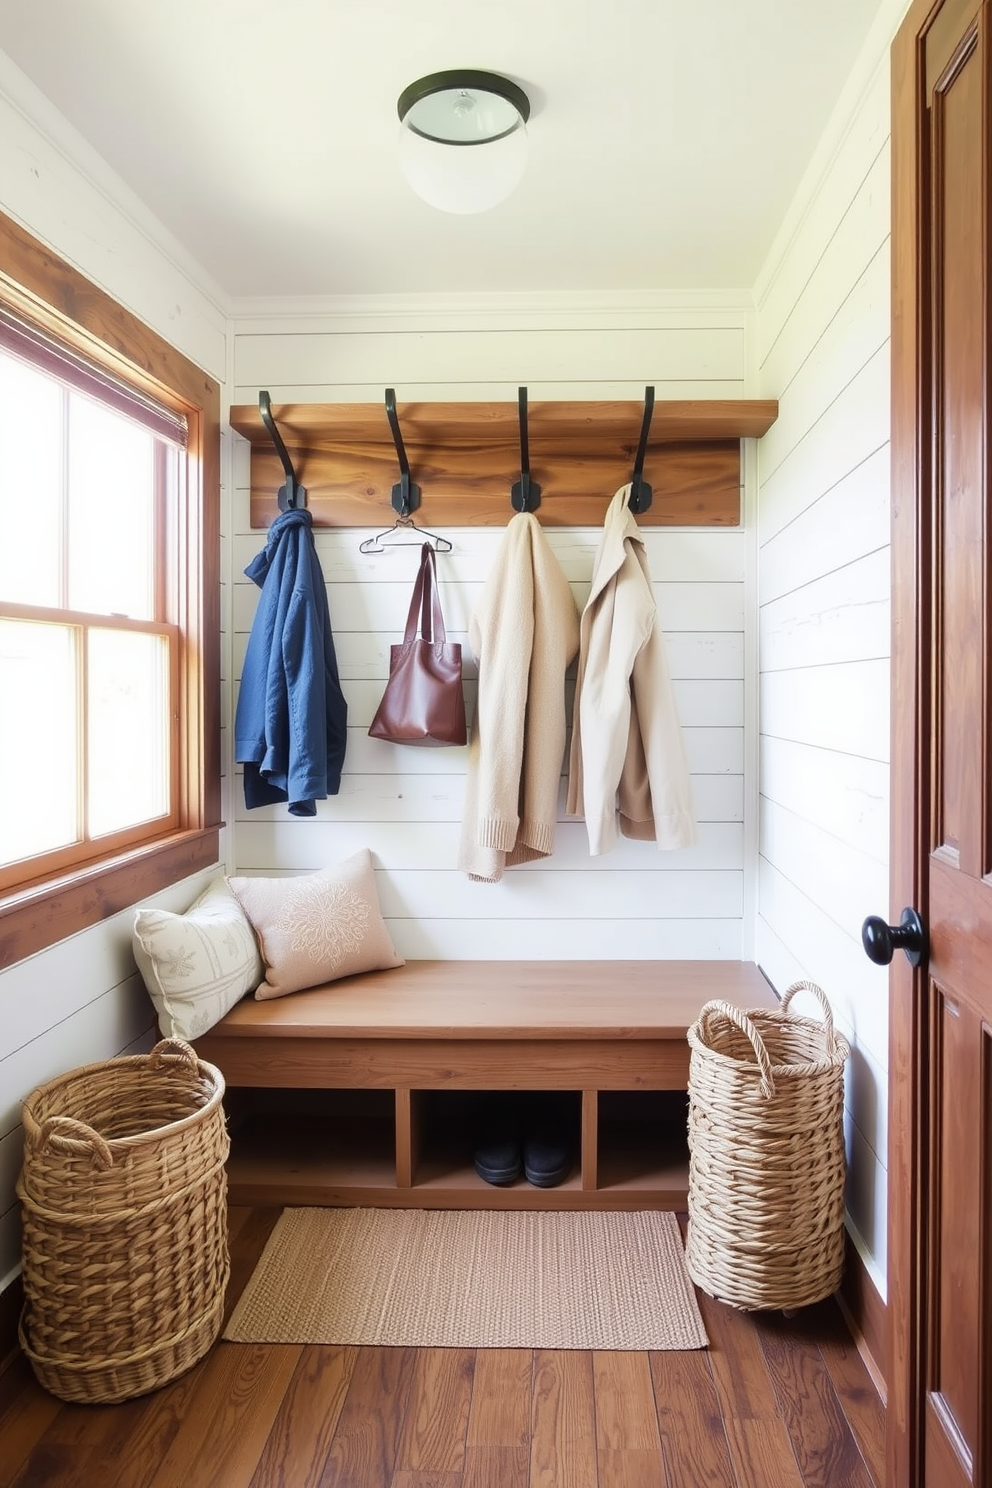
[0,1206,884,1488]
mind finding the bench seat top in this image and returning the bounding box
[205,959,777,1042]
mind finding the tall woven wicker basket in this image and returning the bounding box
[17,1038,229,1404]
[685,981,850,1312]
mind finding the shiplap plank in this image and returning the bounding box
[231,719,743,785]
[758,445,889,604]
[758,343,889,548]
[758,549,890,673]
[0,972,156,1140]
[760,142,890,402]
[231,623,742,684]
[759,735,888,863]
[334,677,740,731]
[758,64,889,362]
[843,1118,888,1286]
[756,913,889,1170]
[375,869,741,922]
[231,728,743,813]
[230,527,749,585]
[0,1127,22,1225]
[760,660,889,762]
[0,868,217,1062]
[231,577,746,636]
[756,857,887,1071]
[314,629,744,684]
[0,1204,20,1291]
[389,917,744,961]
[232,326,745,389]
[232,820,744,874]
[231,768,743,827]
[760,238,889,483]
[759,796,887,956]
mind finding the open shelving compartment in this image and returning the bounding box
[225,1084,692,1211]
[197,960,780,1213]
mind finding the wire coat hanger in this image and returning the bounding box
[627,385,655,515]
[259,391,306,511]
[359,517,452,554]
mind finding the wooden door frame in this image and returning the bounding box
[890,1,986,1483]
[890,3,931,1486]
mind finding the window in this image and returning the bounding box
[0,210,220,964]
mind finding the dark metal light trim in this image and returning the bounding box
[397,69,531,141]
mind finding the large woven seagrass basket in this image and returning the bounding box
[17,1038,229,1403]
[685,981,850,1312]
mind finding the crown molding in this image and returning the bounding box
[230,286,757,333]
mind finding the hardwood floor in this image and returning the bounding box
[0,1206,884,1488]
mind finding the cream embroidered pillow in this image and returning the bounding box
[132,877,264,1040]
[227,850,404,1000]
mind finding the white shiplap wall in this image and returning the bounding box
[0,58,231,1289]
[230,304,755,960]
[754,48,894,1296]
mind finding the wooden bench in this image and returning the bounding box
[194,959,776,1211]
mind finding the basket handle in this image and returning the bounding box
[149,1038,199,1070]
[35,1115,114,1170]
[779,980,838,1055]
[697,1000,776,1099]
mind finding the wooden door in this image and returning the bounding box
[891,0,992,1484]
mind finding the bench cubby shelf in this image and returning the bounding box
[194,960,776,1211]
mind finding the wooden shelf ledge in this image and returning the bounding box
[229,397,778,530]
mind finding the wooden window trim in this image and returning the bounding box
[0,208,221,969]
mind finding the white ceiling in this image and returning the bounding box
[0,0,885,301]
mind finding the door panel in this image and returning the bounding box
[931,17,984,875]
[924,8,992,1481]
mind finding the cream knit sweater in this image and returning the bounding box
[566,485,697,855]
[458,513,580,883]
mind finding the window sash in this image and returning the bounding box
[0,604,181,894]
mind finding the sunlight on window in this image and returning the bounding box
[69,397,156,620]
[0,352,62,607]
[0,619,77,868]
[87,628,170,837]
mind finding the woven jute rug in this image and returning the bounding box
[224,1207,708,1350]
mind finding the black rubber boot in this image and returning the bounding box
[523,1095,573,1188]
[472,1095,523,1185]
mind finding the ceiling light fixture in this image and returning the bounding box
[397,70,530,215]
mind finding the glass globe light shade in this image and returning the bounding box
[397,71,530,215]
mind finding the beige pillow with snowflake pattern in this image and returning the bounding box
[226,851,404,1000]
[133,877,264,1039]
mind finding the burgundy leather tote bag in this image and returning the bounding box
[368,543,467,747]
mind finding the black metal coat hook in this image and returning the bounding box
[628,385,656,515]
[385,388,422,518]
[511,387,541,513]
[259,390,305,512]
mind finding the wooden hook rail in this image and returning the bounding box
[228,397,778,530]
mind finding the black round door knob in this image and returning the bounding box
[861,907,928,967]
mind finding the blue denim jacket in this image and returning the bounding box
[234,507,347,815]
